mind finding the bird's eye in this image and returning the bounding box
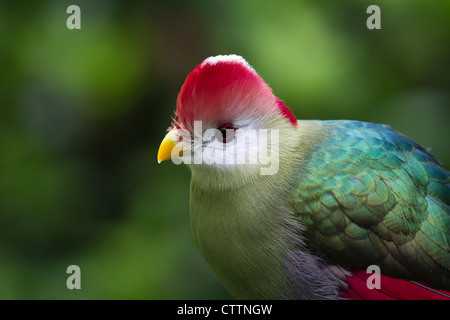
[216,124,236,143]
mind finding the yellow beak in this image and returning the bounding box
[157,128,182,163]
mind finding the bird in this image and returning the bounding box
[157,54,450,300]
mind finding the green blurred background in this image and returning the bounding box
[0,0,448,299]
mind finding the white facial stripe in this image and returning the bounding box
[178,122,276,171]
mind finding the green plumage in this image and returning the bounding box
[189,118,449,298]
[288,121,450,290]
[166,55,449,299]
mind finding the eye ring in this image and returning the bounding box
[216,124,236,143]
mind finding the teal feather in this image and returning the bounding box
[289,120,450,290]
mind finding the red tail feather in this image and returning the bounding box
[340,269,450,300]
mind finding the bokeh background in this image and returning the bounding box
[0,0,448,299]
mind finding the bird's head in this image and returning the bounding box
[158,55,299,189]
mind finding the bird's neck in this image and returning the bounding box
[189,120,341,299]
[190,167,299,299]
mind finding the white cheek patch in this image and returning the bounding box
[174,121,280,175]
[227,128,259,165]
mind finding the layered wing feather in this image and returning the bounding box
[288,121,450,291]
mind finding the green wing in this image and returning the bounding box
[288,121,450,290]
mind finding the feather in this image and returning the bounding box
[291,120,450,293]
[341,269,450,300]
[162,55,450,299]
